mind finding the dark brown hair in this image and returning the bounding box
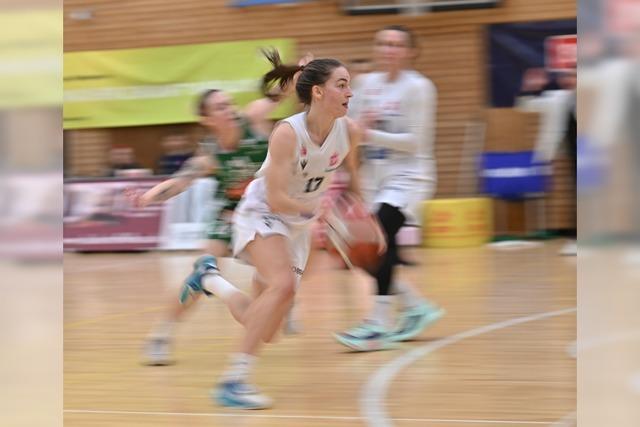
[261,48,345,106]
[380,24,418,49]
[196,88,221,117]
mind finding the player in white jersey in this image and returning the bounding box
[184,49,363,409]
[335,25,445,351]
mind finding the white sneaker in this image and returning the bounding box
[143,336,173,366]
[214,380,273,409]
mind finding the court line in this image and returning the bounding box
[361,307,577,427]
[549,411,576,427]
[63,409,549,424]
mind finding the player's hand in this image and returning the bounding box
[340,192,385,254]
[521,68,549,92]
[373,217,387,255]
[123,187,150,208]
[359,110,379,130]
[288,52,315,94]
[316,195,335,221]
[298,52,314,67]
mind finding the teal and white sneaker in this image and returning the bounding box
[179,255,219,304]
[213,380,273,410]
[388,303,445,342]
[333,322,395,352]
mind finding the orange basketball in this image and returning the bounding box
[324,193,385,274]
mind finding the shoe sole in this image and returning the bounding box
[333,333,396,352]
[389,308,446,342]
[212,390,272,410]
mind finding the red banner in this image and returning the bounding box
[63,178,165,251]
[545,34,577,72]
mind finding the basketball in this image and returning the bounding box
[324,193,385,274]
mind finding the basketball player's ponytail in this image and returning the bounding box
[261,48,345,106]
[261,48,303,102]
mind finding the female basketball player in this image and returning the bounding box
[176,50,363,409]
[334,25,445,351]
[135,61,309,365]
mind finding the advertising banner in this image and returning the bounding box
[63,177,219,252]
[64,38,295,129]
[64,178,165,251]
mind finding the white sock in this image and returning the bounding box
[203,273,241,303]
[222,353,257,382]
[368,295,394,329]
[393,281,425,309]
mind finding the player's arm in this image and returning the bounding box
[264,123,313,216]
[343,117,363,199]
[243,97,283,137]
[363,79,436,154]
[137,155,215,207]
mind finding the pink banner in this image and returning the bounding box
[64,178,165,251]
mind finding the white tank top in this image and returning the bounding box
[239,111,351,227]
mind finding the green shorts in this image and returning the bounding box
[206,215,232,243]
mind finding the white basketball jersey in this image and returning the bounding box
[350,70,437,184]
[239,112,351,227]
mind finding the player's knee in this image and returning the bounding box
[270,272,296,304]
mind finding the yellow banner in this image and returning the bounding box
[0,10,62,109]
[64,39,295,129]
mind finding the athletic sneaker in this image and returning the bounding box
[333,322,395,352]
[143,335,173,366]
[179,255,219,304]
[388,302,445,342]
[213,380,273,410]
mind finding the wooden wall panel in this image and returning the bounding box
[63,0,575,229]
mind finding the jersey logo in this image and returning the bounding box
[325,152,340,172]
[262,214,283,229]
[300,145,308,171]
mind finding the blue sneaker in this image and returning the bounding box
[388,303,445,342]
[179,255,219,304]
[333,322,396,352]
[213,380,273,410]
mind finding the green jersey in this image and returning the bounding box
[200,117,268,242]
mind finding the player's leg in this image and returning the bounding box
[279,226,311,337]
[214,233,296,409]
[144,217,242,365]
[333,203,404,351]
[387,193,445,342]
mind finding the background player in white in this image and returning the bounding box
[335,25,445,351]
[185,50,363,409]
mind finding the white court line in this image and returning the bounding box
[361,307,577,427]
[63,409,548,424]
[549,411,576,427]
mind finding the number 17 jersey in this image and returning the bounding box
[239,111,351,228]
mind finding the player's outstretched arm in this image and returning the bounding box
[132,155,214,207]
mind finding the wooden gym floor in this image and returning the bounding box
[64,241,576,427]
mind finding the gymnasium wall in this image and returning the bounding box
[63,0,576,229]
